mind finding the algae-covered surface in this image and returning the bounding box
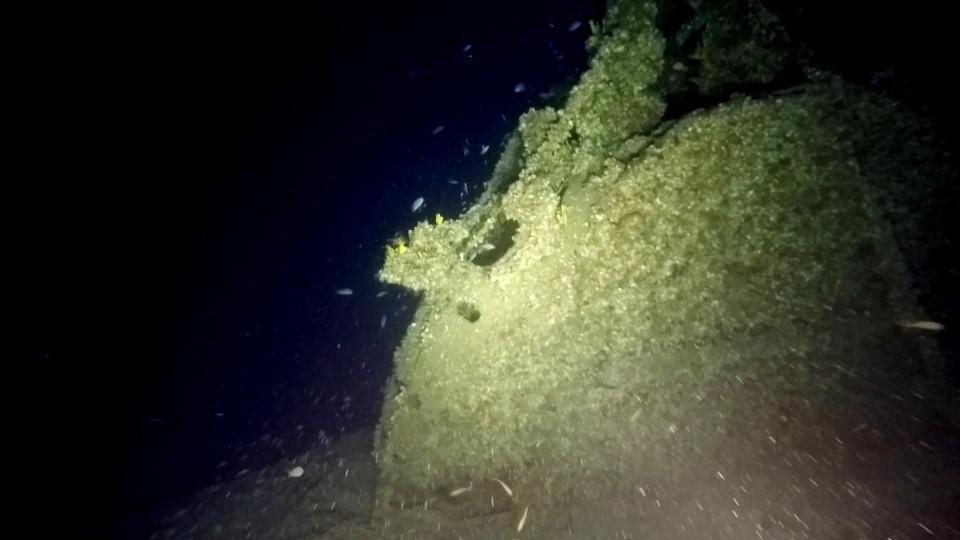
[153,0,958,538]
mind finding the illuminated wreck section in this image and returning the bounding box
[373,0,936,528]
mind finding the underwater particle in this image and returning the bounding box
[449,484,472,497]
[480,144,490,155]
[514,82,527,93]
[380,314,387,329]
[335,288,353,295]
[411,197,424,212]
[899,320,945,331]
[493,478,513,497]
[432,125,445,135]
[287,466,304,478]
[568,20,581,32]
[463,43,472,52]
[376,291,387,298]
[517,505,529,532]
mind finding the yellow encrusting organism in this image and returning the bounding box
[385,238,407,260]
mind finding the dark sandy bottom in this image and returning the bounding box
[147,330,960,539]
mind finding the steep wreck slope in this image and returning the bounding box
[367,1,955,537]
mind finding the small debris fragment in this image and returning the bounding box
[335,288,353,296]
[449,484,472,497]
[411,197,425,212]
[287,466,305,478]
[900,320,945,331]
[517,505,529,532]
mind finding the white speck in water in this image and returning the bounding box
[493,478,513,497]
[517,505,529,532]
[900,320,945,331]
[449,485,472,497]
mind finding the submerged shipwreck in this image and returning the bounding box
[369,0,955,537]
